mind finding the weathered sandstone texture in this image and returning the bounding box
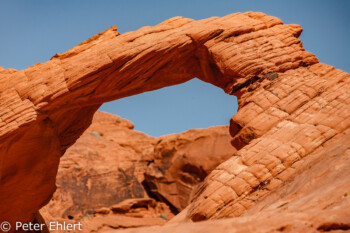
[144,125,236,212]
[104,131,350,233]
[40,111,234,232]
[0,11,349,232]
[40,111,155,220]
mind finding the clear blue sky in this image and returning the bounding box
[0,0,349,136]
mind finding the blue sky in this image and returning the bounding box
[0,0,349,136]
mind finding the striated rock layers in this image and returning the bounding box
[144,125,236,212]
[40,111,234,232]
[104,131,350,233]
[0,11,349,232]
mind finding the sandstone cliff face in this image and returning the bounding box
[40,111,234,232]
[40,111,156,221]
[0,11,349,232]
[105,131,350,233]
[144,127,236,212]
[184,62,350,221]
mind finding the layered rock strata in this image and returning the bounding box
[104,131,350,232]
[0,11,349,231]
[40,111,234,232]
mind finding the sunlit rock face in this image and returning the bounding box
[40,111,235,232]
[0,11,349,233]
[103,133,350,233]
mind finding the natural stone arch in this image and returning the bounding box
[2,11,347,229]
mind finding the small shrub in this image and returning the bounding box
[90,131,102,138]
[160,213,167,220]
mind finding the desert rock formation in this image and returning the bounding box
[105,131,350,233]
[144,125,236,212]
[40,111,234,232]
[184,61,350,221]
[0,11,349,232]
[40,111,155,220]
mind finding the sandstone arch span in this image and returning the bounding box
[1,11,349,229]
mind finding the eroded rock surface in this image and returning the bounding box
[184,62,350,221]
[43,197,173,233]
[100,131,350,232]
[40,111,233,232]
[40,111,156,220]
[144,126,236,212]
[0,11,349,232]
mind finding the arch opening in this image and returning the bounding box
[99,78,238,137]
[0,12,322,229]
[40,78,239,224]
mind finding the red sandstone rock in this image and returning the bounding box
[42,197,172,233]
[39,111,233,232]
[184,62,350,221]
[99,131,350,233]
[144,126,236,211]
[39,111,156,220]
[0,11,349,233]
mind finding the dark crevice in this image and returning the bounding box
[229,118,243,137]
[191,213,207,222]
[141,179,179,215]
[230,75,262,94]
[317,223,350,231]
[182,164,208,182]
